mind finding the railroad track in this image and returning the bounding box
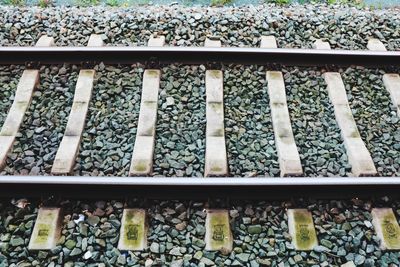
[1,35,400,263]
[0,34,399,198]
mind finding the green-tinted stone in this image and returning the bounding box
[236,253,250,263]
[65,239,76,250]
[87,216,100,226]
[70,248,82,256]
[10,237,24,247]
[248,225,262,235]
[194,251,203,260]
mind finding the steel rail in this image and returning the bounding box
[0,47,399,66]
[0,176,400,199]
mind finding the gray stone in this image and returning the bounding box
[248,225,262,234]
[10,237,24,246]
[65,239,76,250]
[70,248,82,256]
[87,216,100,226]
[150,242,159,253]
[236,253,250,263]
[169,247,182,256]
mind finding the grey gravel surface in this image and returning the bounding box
[74,65,142,176]
[1,197,400,266]
[224,65,279,177]
[1,65,77,175]
[153,65,206,177]
[285,67,350,177]
[0,4,399,267]
[342,67,400,176]
[0,5,399,50]
[0,4,398,176]
[0,66,22,126]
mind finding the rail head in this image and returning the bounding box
[0,46,399,67]
[1,176,400,199]
[0,175,399,185]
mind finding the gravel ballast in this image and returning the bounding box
[1,197,400,266]
[1,65,77,175]
[74,65,143,176]
[153,65,206,177]
[341,67,400,177]
[285,67,350,177]
[224,65,279,177]
[0,66,22,127]
[0,3,399,266]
